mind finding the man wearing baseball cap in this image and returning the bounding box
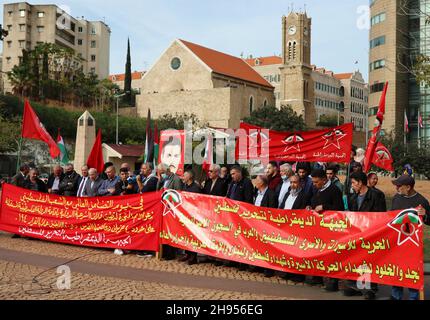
[391,174,430,300]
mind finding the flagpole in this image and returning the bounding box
[418,110,421,149]
[15,137,23,175]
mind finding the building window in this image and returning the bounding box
[90,67,96,73]
[19,9,26,17]
[370,59,385,71]
[91,55,96,62]
[6,57,11,64]
[37,12,45,18]
[370,82,385,93]
[91,27,96,34]
[19,40,25,48]
[171,57,181,70]
[7,41,12,48]
[37,26,44,33]
[370,35,386,49]
[88,119,94,126]
[91,40,96,48]
[78,27,83,33]
[263,99,268,107]
[249,96,254,114]
[19,24,26,32]
[371,12,386,26]
[7,25,12,31]
[8,11,12,17]
[78,39,83,45]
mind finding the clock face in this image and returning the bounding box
[288,25,297,35]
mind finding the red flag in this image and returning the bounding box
[21,100,60,159]
[372,142,394,172]
[364,82,389,173]
[418,113,424,129]
[87,129,105,174]
[202,133,214,175]
[404,112,410,133]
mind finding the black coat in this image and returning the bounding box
[24,178,48,193]
[11,172,27,188]
[311,182,345,211]
[139,176,159,193]
[254,188,278,209]
[59,171,81,197]
[183,182,201,194]
[226,178,254,204]
[47,173,65,191]
[348,188,387,212]
[279,189,311,210]
[202,178,228,197]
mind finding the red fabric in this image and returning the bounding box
[237,123,353,163]
[268,173,282,191]
[0,184,162,251]
[162,191,424,290]
[21,100,60,159]
[87,129,105,174]
[372,142,394,172]
[364,82,389,173]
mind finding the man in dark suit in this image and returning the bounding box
[11,164,30,188]
[82,168,103,197]
[76,166,89,197]
[136,163,158,193]
[24,168,48,193]
[47,165,65,195]
[279,174,310,284]
[59,164,81,197]
[226,166,254,204]
[279,174,311,210]
[202,164,227,197]
[306,169,345,292]
[251,175,278,277]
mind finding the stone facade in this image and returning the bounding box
[136,39,275,129]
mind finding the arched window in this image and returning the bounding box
[288,41,292,60]
[263,99,268,107]
[249,96,254,114]
[292,41,297,60]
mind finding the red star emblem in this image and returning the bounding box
[322,129,347,150]
[282,134,304,153]
[387,209,422,247]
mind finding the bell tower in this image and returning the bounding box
[280,12,316,128]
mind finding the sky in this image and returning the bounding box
[0,0,371,80]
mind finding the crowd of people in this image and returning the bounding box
[5,150,430,300]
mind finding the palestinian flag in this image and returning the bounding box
[57,130,69,165]
[153,122,159,167]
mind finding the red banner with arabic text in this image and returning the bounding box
[0,184,162,251]
[161,191,424,289]
[237,122,353,163]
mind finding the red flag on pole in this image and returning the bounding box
[372,142,394,172]
[21,100,60,159]
[363,82,389,173]
[87,129,105,174]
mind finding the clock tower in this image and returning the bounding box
[280,12,316,128]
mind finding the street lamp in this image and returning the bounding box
[114,93,127,145]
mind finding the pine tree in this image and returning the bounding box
[124,38,132,105]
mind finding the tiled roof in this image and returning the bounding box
[179,39,273,89]
[106,144,144,157]
[244,56,282,67]
[334,73,353,80]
